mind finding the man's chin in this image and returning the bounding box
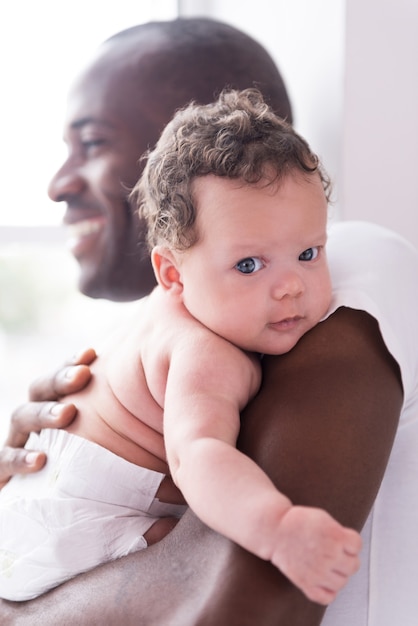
[78,273,142,303]
[78,269,110,301]
[77,254,157,302]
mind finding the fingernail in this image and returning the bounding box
[25,452,40,466]
[61,366,78,381]
[71,349,88,363]
[50,403,65,416]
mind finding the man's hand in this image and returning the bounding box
[0,348,96,488]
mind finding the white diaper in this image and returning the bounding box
[0,429,186,601]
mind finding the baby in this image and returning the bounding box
[0,88,361,603]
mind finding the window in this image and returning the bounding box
[0,0,178,228]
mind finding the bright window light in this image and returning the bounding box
[0,1,178,227]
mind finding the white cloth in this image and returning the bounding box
[322,221,418,626]
[0,429,187,601]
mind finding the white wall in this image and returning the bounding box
[342,0,418,246]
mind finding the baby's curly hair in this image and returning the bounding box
[132,88,331,251]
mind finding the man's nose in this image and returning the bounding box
[271,271,304,300]
[48,159,85,203]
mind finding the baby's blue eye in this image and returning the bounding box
[235,257,264,274]
[299,247,319,262]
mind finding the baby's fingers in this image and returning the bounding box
[305,554,359,605]
[343,527,363,556]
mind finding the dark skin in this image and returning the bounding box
[0,307,403,624]
[0,352,93,490]
[44,19,292,303]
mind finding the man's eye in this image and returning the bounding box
[235,257,264,274]
[81,139,106,151]
[299,247,320,262]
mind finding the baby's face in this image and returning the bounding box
[175,172,332,355]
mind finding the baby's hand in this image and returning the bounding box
[271,506,362,605]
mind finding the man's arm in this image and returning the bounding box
[241,307,402,529]
[165,336,361,606]
[0,308,403,625]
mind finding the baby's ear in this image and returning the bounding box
[151,246,183,293]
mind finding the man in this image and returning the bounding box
[1,16,291,483]
[0,17,413,626]
[48,18,292,303]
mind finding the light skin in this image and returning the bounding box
[154,173,360,604]
[0,20,403,625]
[172,175,332,356]
[16,171,358,604]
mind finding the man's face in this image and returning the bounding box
[48,48,161,301]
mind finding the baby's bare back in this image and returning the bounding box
[64,292,181,473]
[62,289,222,476]
[64,288,259,511]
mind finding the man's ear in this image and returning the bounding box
[151,246,183,293]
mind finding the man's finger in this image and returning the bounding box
[4,402,77,448]
[0,447,47,489]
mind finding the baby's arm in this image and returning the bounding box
[164,334,361,605]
